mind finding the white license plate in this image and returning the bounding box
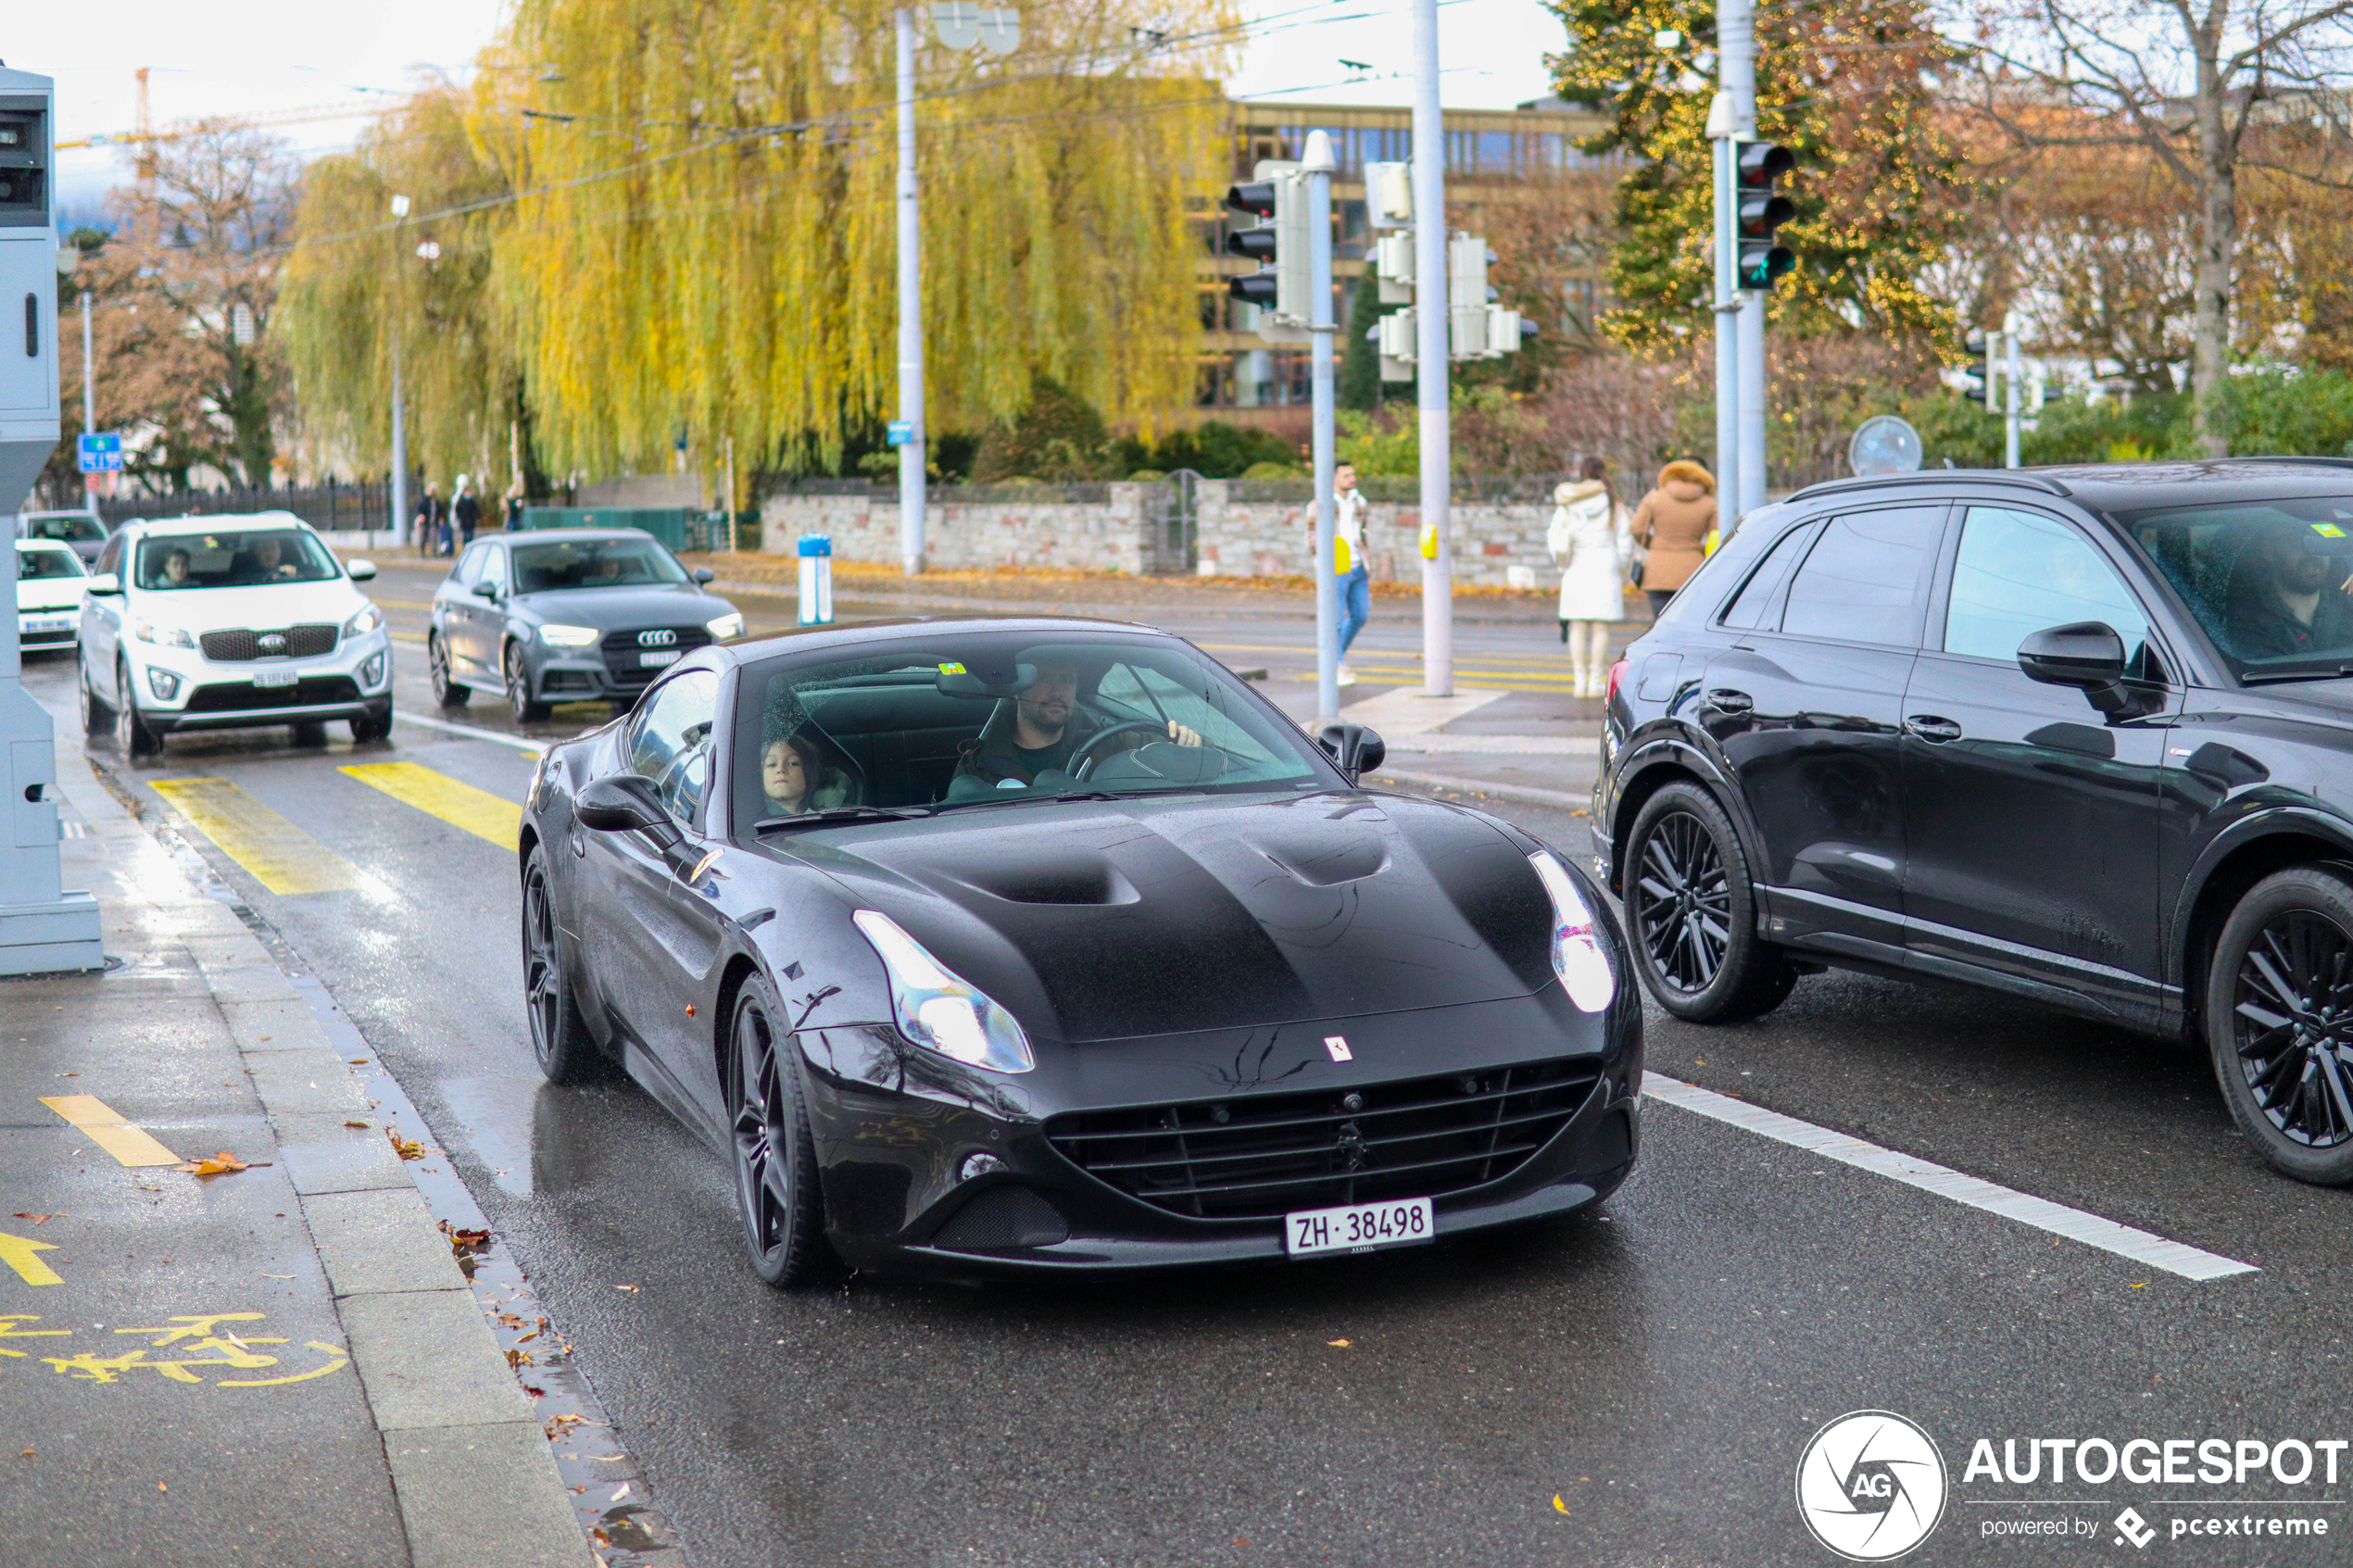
[638,649,682,668]
[1285,1196,1434,1258]
[253,667,299,687]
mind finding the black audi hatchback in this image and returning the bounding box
[1596,459,2353,1185]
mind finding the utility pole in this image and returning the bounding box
[1720,0,1766,521]
[895,7,925,576]
[388,194,409,551]
[1410,0,1452,696]
[1303,132,1340,725]
[79,288,92,435]
[2004,307,2023,470]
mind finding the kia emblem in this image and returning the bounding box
[258,633,286,652]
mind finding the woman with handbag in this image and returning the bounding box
[1628,459,1718,620]
[1546,457,1632,698]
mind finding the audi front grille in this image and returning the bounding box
[598,625,712,683]
[1045,1060,1602,1221]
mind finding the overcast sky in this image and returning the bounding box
[11,0,1570,216]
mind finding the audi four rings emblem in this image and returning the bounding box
[637,629,677,647]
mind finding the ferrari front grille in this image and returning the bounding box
[1045,1060,1601,1221]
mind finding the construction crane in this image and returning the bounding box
[55,69,404,162]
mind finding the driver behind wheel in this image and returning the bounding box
[952,656,1201,789]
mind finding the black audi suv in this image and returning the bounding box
[429,528,743,721]
[1595,459,2353,1185]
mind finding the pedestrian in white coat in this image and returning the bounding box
[1546,456,1631,697]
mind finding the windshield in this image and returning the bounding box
[510,537,688,594]
[135,529,341,591]
[18,545,85,581]
[2123,495,2353,678]
[24,513,105,544]
[733,632,1338,826]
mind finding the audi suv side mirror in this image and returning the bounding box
[1317,722,1387,784]
[691,566,716,585]
[575,774,681,848]
[2018,621,2146,718]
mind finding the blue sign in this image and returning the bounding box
[885,420,915,447]
[76,433,122,474]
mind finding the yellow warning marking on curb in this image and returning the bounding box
[150,778,364,895]
[339,762,521,851]
[0,1235,63,1287]
[40,1095,182,1168]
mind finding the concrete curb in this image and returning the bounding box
[50,754,597,1568]
[1365,766,1594,812]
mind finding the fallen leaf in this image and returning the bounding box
[157,1482,167,1492]
[387,1130,427,1160]
[349,1059,368,1065]
[610,1483,631,1502]
[18,1449,31,1459]
[1326,1338,1351,1348]
[174,1151,251,1177]
[522,1384,547,1398]
[589,1453,625,1461]
[506,1348,535,1368]
[614,1284,639,1293]
[10,1214,51,1224]
[447,1228,491,1255]
[2130,1282,2148,1288]
[261,1273,296,1279]
[343,1119,369,1129]
[1553,1495,1569,1514]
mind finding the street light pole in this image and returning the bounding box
[2004,308,2023,470]
[1721,0,1766,521]
[388,194,410,553]
[1303,132,1340,725]
[1410,0,1452,697]
[896,7,926,577]
[79,289,92,436]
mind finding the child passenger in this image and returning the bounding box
[761,731,855,817]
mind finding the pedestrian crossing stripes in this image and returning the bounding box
[339,761,522,850]
[150,778,367,896]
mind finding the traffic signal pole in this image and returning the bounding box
[1721,0,1766,521]
[1708,94,1738,513]
[1303,134,1341,725]
[1410,0,1453,696]
[896,7,927,575]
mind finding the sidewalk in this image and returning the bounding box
[0,746,596,1568]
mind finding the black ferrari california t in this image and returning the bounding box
[520,617,1642,1282]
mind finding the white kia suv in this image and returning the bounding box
[77,510,392,756]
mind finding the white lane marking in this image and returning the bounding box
[1640,1072,2259,1282]
[392,709,550,755]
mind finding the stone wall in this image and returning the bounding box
[758,479,1562,589]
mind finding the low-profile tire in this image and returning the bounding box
[2206,865,2353,1185]
[290,720,330,747]
[78,656,112,735]
[113,659,160,759]
[729,974,834,1287]
[428,633,470,709]
[348,703,393,744]
[522,845,608,1084]
[505,641,550,723]
[1623,781,1795,1023]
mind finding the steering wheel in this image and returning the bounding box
[1069,721,1180,781]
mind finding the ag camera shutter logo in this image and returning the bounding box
[1795,1411,1948,1561]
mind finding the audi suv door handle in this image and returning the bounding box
[1707,688,1754,714]
[1905,715,1963,743]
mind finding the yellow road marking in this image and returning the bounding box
[369,597,438,609]
[339,761,521,850]
[391,633,426,645]
[0,1234,62,1287]
[150,778,366,895]
[39,1095,181,1168]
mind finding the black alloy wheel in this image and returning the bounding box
[1623,781,1794,1023]
[428,633,470,708]
[113,658,158,759]
[729,976,832,1286]
[506,642,550,723]
[522,846,606,1083]
[77,656,111,735]
[2208,866,2353,1185]
[349,703,394,744]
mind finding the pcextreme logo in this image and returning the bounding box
[1795,1411,1950,1562]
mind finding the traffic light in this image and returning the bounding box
[1733,140,1794,291]
[1224,169,1309,328]
[1961,332,1991,404]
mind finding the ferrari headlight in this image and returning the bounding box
[1529,851,1616,1013]
[132,620,195,648]
[344,604,383,636]
[537,623,600,647]
[705,611,744,641]
[851,909,1034,1073]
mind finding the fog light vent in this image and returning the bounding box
[931,1185,1068,1252]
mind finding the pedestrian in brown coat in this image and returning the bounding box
[1629,459,1718,618]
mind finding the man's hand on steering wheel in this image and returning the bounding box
[1166,721,1202,747]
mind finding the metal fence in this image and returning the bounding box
[765,474,1579,507]
[94,481,399,536]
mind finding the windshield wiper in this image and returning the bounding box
[753,806,935,833]
[2239,666,2353,685]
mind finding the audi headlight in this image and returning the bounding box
[1529,851,1616,1013]
[705,611,745,641]
[538,623,600,647]
[344,604,383,636]
[132,620,195,648]
[851,909,1034,1073]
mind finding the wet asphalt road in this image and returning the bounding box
[25,570,2353,1567]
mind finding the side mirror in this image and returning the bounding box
[1317,722,1388,784]
[471,579,499,599]
[2018,621,2141,718]
[85,572,120,596]
[575,773,681,847]
[346,558,378,582]
[692,566,716,585]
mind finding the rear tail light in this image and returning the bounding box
[1604,658,1628,705]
